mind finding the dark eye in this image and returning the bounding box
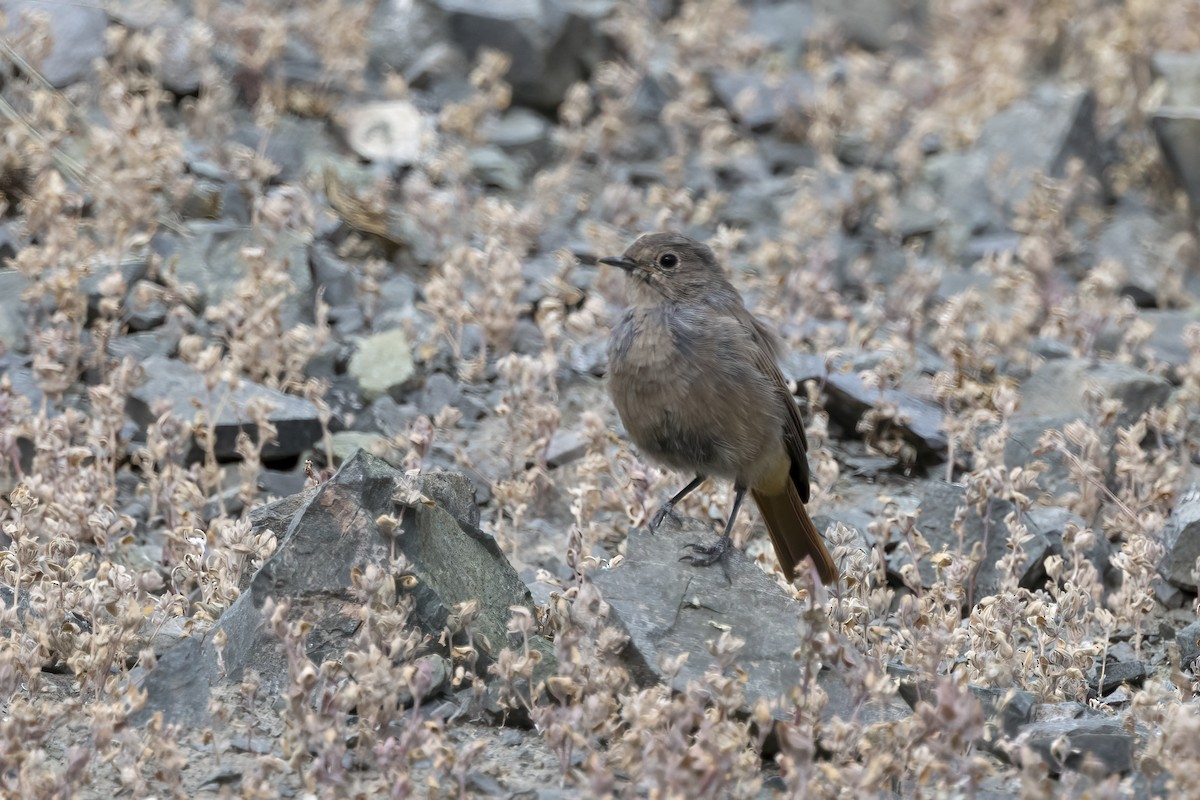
[658,252,678,268]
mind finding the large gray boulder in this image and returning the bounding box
[134,453,549,725]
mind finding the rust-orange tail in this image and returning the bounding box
[752,481,837,584]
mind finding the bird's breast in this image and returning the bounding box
[606,305,785,482]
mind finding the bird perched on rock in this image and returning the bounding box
[599,232,837,584]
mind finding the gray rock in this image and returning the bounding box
[321,374,368,428]
[169,222,312,326]
[996,414,1083,501]
[348,327,417,402]
[362,395,418,437]
[370,272,423,333]
[420,470,481,529]
[512,317,546,355]
[893,663,1036,741]
[230,115,342,185]
[543,429,587,469]
[158,18,209,95]
[470,145,525,191]
[1024,505,1118,592]
[1153,109,1200,218]
[814,0,926,51]
[416,372,463,417]
[329,430,391,462]
[1152,52,1200,109]
[80,257,149,318]
[593,522,910,725]
[0,271,31,353]
[1017,358,1172,428]
[710,70,816,131]
[922,150,997,245]
[1160,487,1200,591]
[3,0,108,87]
[746,2,817,62]
[787,356,947,458]
[481,108,554,167]
[1092,199,1183,304]
[1015,706,1141,776]
[977,84,1108,209]
[403,41,470,90]
[1096,308,1200,381]
[906,481,1049,600]
[830,440,900,479]
[1089,660,1147,698]
[135,454,549,725]
[124,279,170,331]
[1154,578,1187,610]
[1176,619,1200,669]
[106,330,180,363]
[127,355,323,460]
[921,85,1106,254]
[432,0,615,111]
[308,242,359,309]
[0,220,25,263]
[365,0,450,81]
[255,467,309,503]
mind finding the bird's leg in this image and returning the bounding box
[681,486,745,582]
[650,474,705,530]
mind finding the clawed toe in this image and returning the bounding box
[680,538,733,584]
[650,503,682,531]
[679,536,731,567]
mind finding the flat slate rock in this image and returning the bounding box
[128,354,323,460]
[593,520,908,725]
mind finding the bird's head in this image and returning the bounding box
[599,232,736,305]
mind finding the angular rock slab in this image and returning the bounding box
[432,0,614,111]
[1153,109,1200,217]
[785,354,947,460]
[128,355,323,460]
[3,0,108,87]
[1014,705,1143,776]
[167,221,312,325]
[904,481,1044,600]
[135,454,546,725]
[1152,52,1200,107]
[1017,358,1172,429]
[1160,487,1200,591]
[593,521,909,725]
[979,85,1108,206]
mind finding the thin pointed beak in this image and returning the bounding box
[598,255,637,270]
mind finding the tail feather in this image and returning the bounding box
[751,482,837,584]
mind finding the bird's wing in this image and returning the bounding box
[743,311,812,503]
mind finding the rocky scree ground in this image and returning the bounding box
[3,0,1200,797]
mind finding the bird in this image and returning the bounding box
[598,232,838,585]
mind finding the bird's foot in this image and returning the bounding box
[680,535,733,584]
[650,502,683,531]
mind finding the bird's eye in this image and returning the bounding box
[658,252,678,268]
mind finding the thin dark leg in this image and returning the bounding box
[650,474,706,530]
[681,486,745,582]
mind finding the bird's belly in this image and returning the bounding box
[610,355,781,483]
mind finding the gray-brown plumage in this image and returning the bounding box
[599,232,838,584]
